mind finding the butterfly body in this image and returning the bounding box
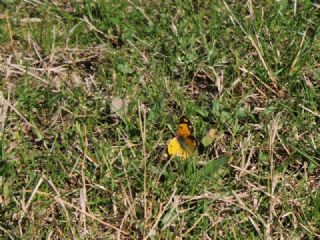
[167,116,197,159]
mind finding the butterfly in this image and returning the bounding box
[167,116,197,159]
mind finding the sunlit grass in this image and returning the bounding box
[0,1,319,239]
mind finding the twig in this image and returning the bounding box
[5,12,14,54]
[59,198,129,236]
[82,16,117,41]
[126,0,153,25]
[239,66,279,97]
[0,225,14,240]
[0,95,40,134]
[139,102,148,237]
[80,160,88,235]
[290,30,306,74]
[144,187,177,240]
[45,176,77,239]
[18,175,44,237]
[4,62,49,84]
[0,90,9,132]
[299,104,320,118]
[266,115,281,239]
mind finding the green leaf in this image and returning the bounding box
[212,100,221,116]
[196,108,209,117]
[199,156,229,176]
[201,135,214,147]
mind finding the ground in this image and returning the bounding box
[0,1,320,239]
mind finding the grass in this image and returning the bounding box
[0,0,320,239]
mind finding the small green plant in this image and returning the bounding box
[0,1,319,239]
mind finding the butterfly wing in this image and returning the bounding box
[177,116,194,137]
[184,135,198,153]
[168,137,189,159]
[167,116,197,159]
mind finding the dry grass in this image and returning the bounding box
[1,1,320,239]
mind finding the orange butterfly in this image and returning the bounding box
[167,116,197,159]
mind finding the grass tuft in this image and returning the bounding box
[0,1,320,239]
